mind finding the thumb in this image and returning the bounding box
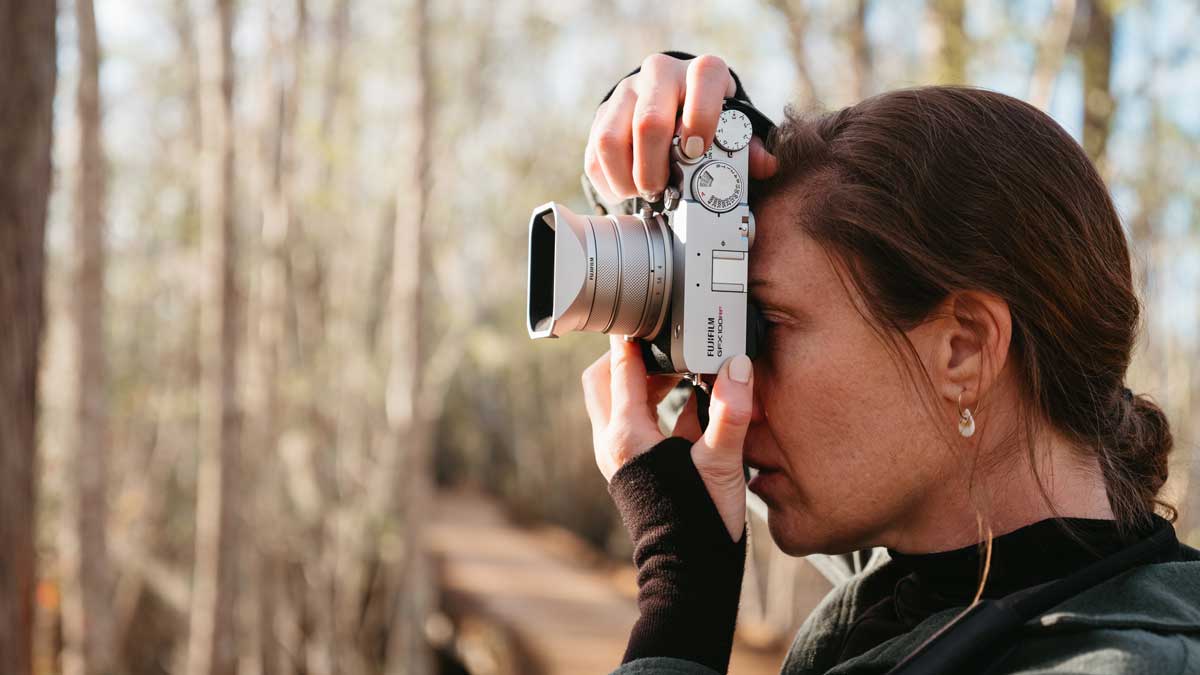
[691,354,753,542]
[698,354,754,464]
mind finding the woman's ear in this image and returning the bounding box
[927,291,1012,409]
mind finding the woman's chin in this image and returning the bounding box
[764,505,821,556]
[764,505,865,557]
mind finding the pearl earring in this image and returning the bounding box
[958,390,976,438]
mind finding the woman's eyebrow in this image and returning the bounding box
[749,278,785,304]
[750,278,809,318]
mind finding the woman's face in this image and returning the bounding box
[745,193,959,556]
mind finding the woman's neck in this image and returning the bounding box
[886,428,1114,555]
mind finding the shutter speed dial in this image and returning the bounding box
[691,160,743,214]
[714,109,752,152]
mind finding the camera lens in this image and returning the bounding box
[527,202,672,341]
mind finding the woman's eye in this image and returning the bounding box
[760,317,782,344]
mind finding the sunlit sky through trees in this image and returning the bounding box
[63,2,1197,349]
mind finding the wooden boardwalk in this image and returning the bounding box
[428,489,788,675]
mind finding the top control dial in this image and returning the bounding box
[714,109,752,152]
[691,161,744,213]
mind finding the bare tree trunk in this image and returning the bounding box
[1078,0,1114,176]
[186,1,241,674]
[1027,0,1076,110]
[385,0,433,672]
[845,0,872,102]
[929,0,968,84]
[766,0,818,109]
[320,0,351,150]
[61,0,115,673]
[248,2,310,673]
[0,2,56,672]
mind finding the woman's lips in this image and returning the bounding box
[743,452,781,473]
[748,467,781,495]
[744,449,783,495]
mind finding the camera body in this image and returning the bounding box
[527,105,757,375]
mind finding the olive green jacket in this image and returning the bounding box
[608,545,1200,674]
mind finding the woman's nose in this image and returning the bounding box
[750,386,765,424]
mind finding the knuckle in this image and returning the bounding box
[613,77,635,100]
[591,107,611,131]
[689,54,728,79]
[581,364,601,388]
[633,110,671,141]
[585,154,603,181]
[595,129,626,155]
[608,349,626,370]
[640,52,674,74]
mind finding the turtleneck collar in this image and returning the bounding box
[836,515,1177,664]
[886,517,1157,603]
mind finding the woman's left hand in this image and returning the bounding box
[582,335,754,541]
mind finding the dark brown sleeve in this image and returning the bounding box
[608,437,748,674]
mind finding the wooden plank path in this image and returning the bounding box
[428,489,788,675]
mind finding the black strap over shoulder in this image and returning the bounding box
[887,517,1179,674]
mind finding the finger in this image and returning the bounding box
[593,80,639,201]
[608,335,650,417]
[581,350,613,427]
[584,137,617,205]
[680,55,736,160]
[632,54,685,199]
[647,374,684,406]
[646,374,685,426]
[671,388,703,443]
[749,136,779,180]
[698,354,754,461]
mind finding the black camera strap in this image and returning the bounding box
[599,51,778,153]
[724,97,776,149]
[886,517,1177,674]
[692,379,712,432]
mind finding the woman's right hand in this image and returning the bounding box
[584,53,778,205]
[583,336,755,543]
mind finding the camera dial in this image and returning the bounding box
[691,161,744,214]
[715,109,752,152]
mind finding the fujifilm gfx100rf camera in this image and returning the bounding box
[526,103,762,375]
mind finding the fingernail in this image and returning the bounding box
[640,191,662,203]
[683,135,704,159]
[729,354,752,384]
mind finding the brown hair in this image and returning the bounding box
[756,86,1174,534]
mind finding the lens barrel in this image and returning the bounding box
[527,202,672,341]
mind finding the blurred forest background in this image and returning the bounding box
[1,0,1198,673]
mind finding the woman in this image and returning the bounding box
[580,53,1200,674]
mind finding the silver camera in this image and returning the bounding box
[526,105,759,375]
